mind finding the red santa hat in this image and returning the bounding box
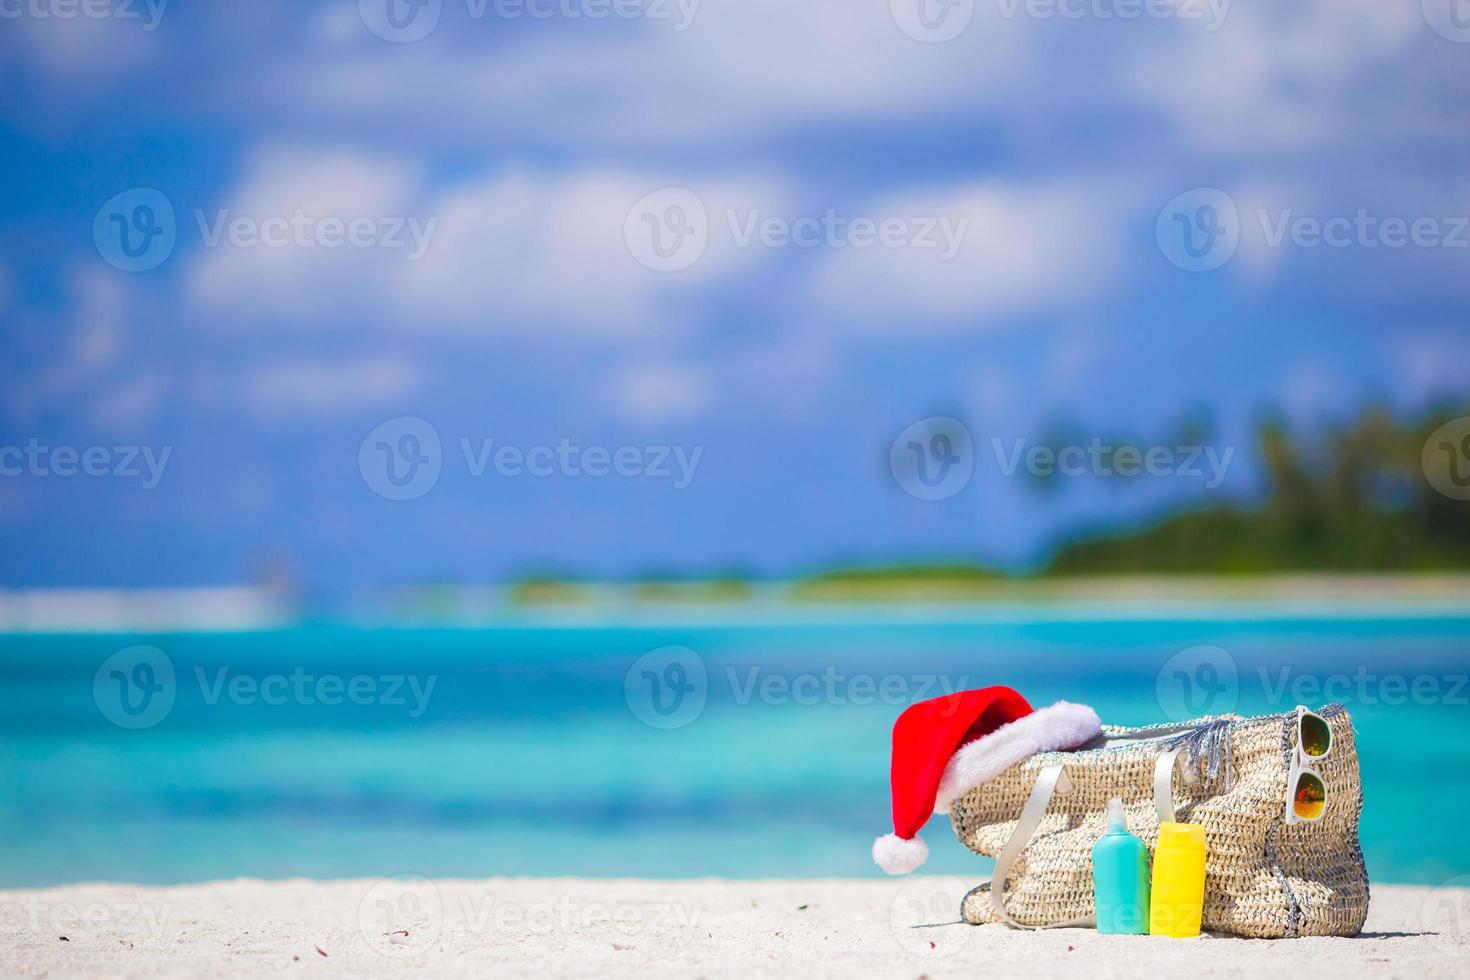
[872,685,1101,874]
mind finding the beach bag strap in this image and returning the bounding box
[989,763,1095,929]
[1154,745,1184,823]
[990,748,1186,929]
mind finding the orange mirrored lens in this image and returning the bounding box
[1293,772,1326,820]
[1299,713,1331,757]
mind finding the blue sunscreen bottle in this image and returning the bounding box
[1092,798,1150,934]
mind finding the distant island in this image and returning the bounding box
[6,404,1467,630]
[508,402,1470,605]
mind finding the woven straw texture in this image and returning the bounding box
[952,705,1368,938]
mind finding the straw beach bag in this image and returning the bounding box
[951,704,1369,938]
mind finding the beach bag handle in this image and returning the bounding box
[988,747,1186,929]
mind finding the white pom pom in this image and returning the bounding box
[872,833,928,875]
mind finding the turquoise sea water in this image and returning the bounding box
[1,611,1467,888]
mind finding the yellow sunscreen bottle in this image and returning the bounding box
[1149,821,1206,937]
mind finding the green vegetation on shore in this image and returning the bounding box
[1048,405,1470,574]
[789,564,1004,601]
[508,575,752,605]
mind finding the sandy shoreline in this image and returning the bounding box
[3,877,1467,978]
[6,573,1470,632]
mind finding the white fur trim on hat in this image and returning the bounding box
[872,832,928,875]
[932,701,1101,814]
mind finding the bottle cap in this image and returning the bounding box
[1158,821,1207,849]
[1107,797,1126,832]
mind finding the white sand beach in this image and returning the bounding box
[3,877,1466,978]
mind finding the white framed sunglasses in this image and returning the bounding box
[1285,705,1332,825]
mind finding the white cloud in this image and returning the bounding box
[0,267,175,432]
[1227,181,1316,285]
[4,267,131,424]
[68,268,129,372]
[194,1,1457,168]
[661,0,1028,120]
[1125,3,1425,152]
[186,146,427,319]
[239,357,424,419]
[277,1,1033,148]
[393,169,784,333]
[8,1,1460,171]
[189,145,786,334]
[609,362,713,424]
[805,182,1122,329]
[3,9,162,80]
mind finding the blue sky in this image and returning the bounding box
[1,1,1468,592]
